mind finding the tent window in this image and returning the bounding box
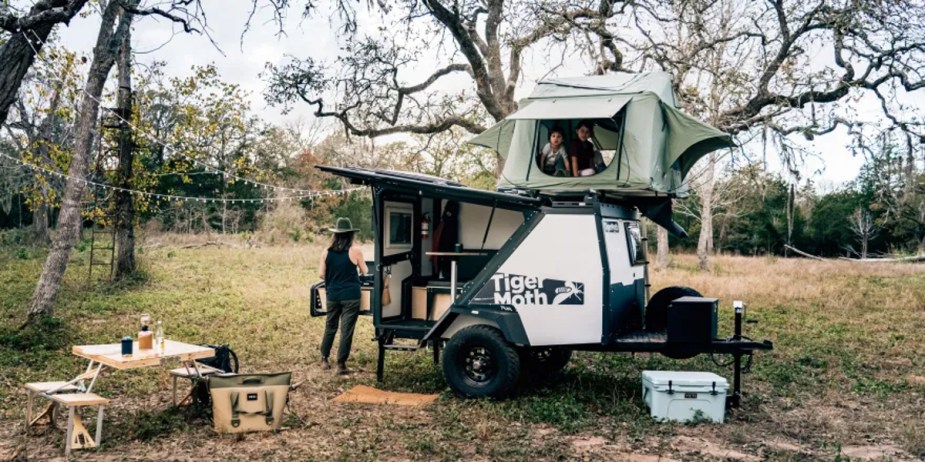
[532,114,624,178]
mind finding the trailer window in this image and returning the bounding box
[385,204,413,250]
[532,116,623,178]
[625,222,643,266]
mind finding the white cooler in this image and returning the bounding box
[641,371,728,423]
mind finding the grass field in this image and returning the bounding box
[1,232,924,461]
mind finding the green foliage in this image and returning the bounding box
[0,226,29,246]
[672,153,924,258]
[328,192,374,241]
[0,315,68,352]
[807,190,861,256]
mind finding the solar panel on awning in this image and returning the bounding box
[505,94,633,120]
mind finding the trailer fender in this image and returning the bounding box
[423,306,530,346]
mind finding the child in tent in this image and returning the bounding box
[569,120,605,176]
[538,126,570,177]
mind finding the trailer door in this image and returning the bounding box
[600,205,646,337]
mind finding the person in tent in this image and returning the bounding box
[537,126,570,177]
[568,120,605,176]
[318,217,368,374]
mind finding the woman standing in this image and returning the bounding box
[319,217,368,374]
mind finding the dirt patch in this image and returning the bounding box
[764,439,804,453]
[571,436,611,449]
[567,435,682,462]
[672,435,759,461]
[907,375,925,388]
[841,444,902,460]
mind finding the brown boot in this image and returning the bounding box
[321,357,331,370]
[336,362,350,375]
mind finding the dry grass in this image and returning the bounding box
[1,241,924,461]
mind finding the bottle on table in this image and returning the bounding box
[139,313,153,349]
[155,320,165,352]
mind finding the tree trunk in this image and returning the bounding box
[656,226,670,269]
[28,1,137,320]
[32,202,49,243]
[113,28,135,279]
[0,0,88,126]
[785,183,794,257]
[696,153,716,271]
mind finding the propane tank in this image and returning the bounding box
[421,213,430,239]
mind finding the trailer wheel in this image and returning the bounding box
[520,347,572,379]
[442,325,521,399]
[645,286,702,332]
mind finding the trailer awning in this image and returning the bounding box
[316,165,542,209]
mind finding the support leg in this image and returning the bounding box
[432,340,440,365]
[730,352,742,409]
[96,406,104,447]
[25,391,33,432]
[376,339,385,383]
[69,412,96,450]
[65,407,74,458]
[30,402,56,427]
[172,376,178,406]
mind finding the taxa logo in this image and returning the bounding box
[471,273,585,306]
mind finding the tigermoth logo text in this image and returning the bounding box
[471,273,585,306]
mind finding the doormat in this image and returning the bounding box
[332,385,439,406]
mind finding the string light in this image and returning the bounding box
[0,153,365,204]
[20,29,340,196]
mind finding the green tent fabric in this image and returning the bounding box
[467,72,734,197]
[468,119,515,159]
[661,103,733,178]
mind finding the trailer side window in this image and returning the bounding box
[625,221,644,266]
[385,204,413,250]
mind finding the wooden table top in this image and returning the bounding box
[72,340,214,370]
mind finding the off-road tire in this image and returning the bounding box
[644,286,702,332]
[519,347,572,380]
[442,325,521,399]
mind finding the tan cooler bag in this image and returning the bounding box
[209,372,291,433]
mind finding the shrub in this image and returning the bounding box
[257,200,309,245]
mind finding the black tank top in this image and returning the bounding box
[325,249,360,301]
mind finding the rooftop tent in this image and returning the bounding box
[467,72,733,197]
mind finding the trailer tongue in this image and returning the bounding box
[310,166,772,407]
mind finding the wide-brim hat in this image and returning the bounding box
[329,217,359,233]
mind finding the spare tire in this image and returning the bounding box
[519,347,572,380]
[644,286,702,332]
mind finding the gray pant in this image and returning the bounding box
[320,298,361,364]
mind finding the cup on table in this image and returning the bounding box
[121,336,133,357]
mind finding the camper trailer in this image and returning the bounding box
[310,72,772,405]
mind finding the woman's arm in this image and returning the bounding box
[350,246,369,274]
[319,249,328,280]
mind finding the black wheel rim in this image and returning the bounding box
[463,346,495,384]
